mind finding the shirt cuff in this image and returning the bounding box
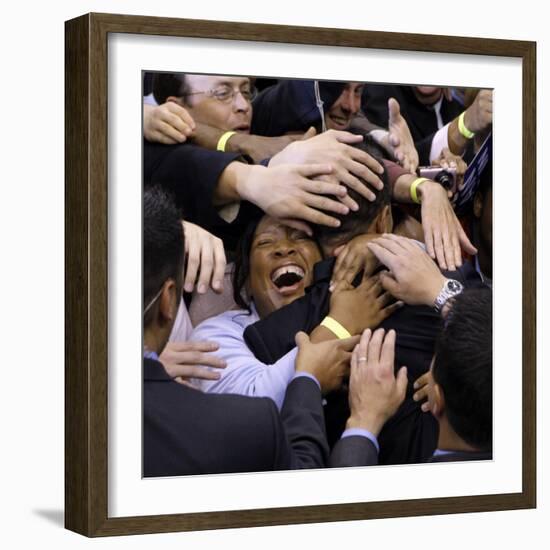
[341,427,380,453]
[429,123,451,164]
[292,371,321,391]
[218,202,241,223]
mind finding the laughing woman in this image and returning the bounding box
[190,214,395,408]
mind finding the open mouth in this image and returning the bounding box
[270,264,306,295]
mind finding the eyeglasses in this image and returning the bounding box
[183,85,257,103]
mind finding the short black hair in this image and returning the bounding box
[143,187,184,326]
[312,136,391,248]
[432,288,493,450]
[152,72,188,105]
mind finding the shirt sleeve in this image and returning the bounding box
[429,123,451,163]
[341,427,380,453]
[191,313,298,409]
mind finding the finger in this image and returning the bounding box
[157,120,187,143]
[388,97,401,124]
[303,192,350,215]
[184,238,201,293]
[331,278,353,295]
[302,178,348,198]
[356,328,372,365]
[333,244,346,257]
[377,290,395,308]
[297,163,334,178]
[457,223,478,255]
[396,366,409,402]
[450,227,462,270]
[367,328,385,365]
[413,384,430,402]
[330,130,364,145]
[378,271,400,295]
[211,240,226,293]
[338,334,361,352]
[165,101,196,130]
[196,241,214,295]
[439,221,454,271]
[338,192,359,211]
[331,247,350,287]
[298,205,341,228]
[279,218,313,237]
[161,110,194,136]
[366,241,399,270]
[349,147,384,177]
[421,402,432,413]
[294,331,310,349]
[380,329,396,372]
[168,341,220,353]
[431,224,447,270]
[300,126,317,140]
[169,364,224,380]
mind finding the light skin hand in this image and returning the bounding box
[346,328,408,435]
[386,98,419,174]
[367,234,446,306]
[237,163,352,229]
[269,129,385,206]
[181,221,226,294]
[143,102,196,144]
[329,272,403,336]
[417,179,477,270]
[294,331,359,394]
[160,341,227,388]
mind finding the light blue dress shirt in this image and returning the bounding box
[190,305,298,410]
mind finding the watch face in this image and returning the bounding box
[447,280,462,292]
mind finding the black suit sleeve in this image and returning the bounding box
[279,377,330,469]
[329,436,379,468]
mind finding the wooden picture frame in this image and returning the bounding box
[65,12,536,537]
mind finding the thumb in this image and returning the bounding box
[294,331,310,349]
[301,126,317,140]
[388,97,401,124]
[396,366,408,402]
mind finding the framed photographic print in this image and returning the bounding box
[65,12,536,537]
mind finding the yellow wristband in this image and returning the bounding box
[410,177,428,204]
[216,131,237,152]
[320,316,352,339]
[458,112,475,139]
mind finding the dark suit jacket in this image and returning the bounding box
[143,358,329,477]
[428,450,492,463]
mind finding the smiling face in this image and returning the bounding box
[247,217,322,318]
[325,82,363,130]
[181,74,252,133]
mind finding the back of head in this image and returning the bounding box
[313,136,391,248]
[143,187,184,326]
[152,72,187,105]
[432,288,493,451]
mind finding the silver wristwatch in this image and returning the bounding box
[433,279,464,313]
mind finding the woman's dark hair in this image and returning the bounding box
[232,217,262,311]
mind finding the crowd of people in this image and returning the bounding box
[142,73,493,477]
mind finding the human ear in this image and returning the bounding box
[431,382,445,418]
[159,279,179,324]
[166,95,186,108]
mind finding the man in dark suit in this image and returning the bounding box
[142,187,362,477]
[360,237,493,464]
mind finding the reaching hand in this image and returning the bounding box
[464,89,493,134]
[181,221,226,294]
[346,328,408,435]
[294,331,359,394]
[387,98,419,174]
[238,163,352,229]
[269,129,385,208]
[416,179,477,270]
[367,234,446,306]
[143,102,196,144]
[160,341,227,389]
[413,371,434,413]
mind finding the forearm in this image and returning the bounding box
[213,161,264,206]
